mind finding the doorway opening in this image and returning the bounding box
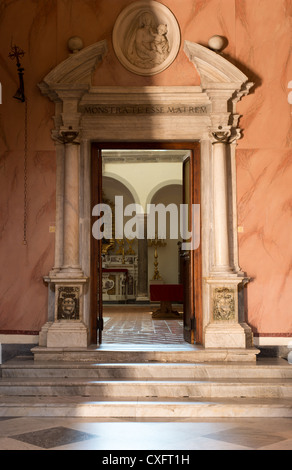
[91,143,202,347]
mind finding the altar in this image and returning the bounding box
[102,255,138,302]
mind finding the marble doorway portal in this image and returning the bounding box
[37,39,258,360]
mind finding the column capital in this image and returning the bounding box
[53,127,81,145]
[209,127,241,145]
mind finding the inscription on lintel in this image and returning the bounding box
[80,104,208,116]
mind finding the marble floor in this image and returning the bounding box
[0,417,291,450]
[103,305,185,344]
[1,307,291,450]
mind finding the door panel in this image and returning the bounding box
[181,148,202,344]
[181,250,193,343]
[91,146,103,345]
[182,156,195,343]
[193,146,203,344]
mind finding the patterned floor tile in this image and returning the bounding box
[11,426,98,450]
[205,426,288,449]
[103,307,185,344]
[1,419,292,451]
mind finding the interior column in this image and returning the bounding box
[62,142,82,274]
[204,132,253,349]
[212,140,233,273]
[51,142,65,273]
[136,214,149,302]
[45,137,88,349]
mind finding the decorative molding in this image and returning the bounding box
[213,287,236,322]
[38,38,255,350]
[102,149,188,163]
[210,129,232,144]
[40,40,108,87]
[183,42,254,144]
[254,336,292,347]
[0,331,40,336]
[254,333,292,338]
[38,40,253,145]
[210,127,242,144]
[57,286,80,320]
[184,41,249,87]
[232,81,255,105]
[55,128,80,145]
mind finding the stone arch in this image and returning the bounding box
[146,180,182,212]
[102,172,141,207]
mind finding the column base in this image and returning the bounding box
[55,267,85,278]
[38,322,53,347]
[211,266,234,274]
[42,275,89,348]
[205,322,254,349]
[47,321,88,348]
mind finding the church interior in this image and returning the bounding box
[100,150,186,343]
[101,150,184,301]
[96,149,187,344]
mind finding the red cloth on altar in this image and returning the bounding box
[150,284,183,302]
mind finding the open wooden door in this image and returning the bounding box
[91,146,103,345]
[181,147,202,344]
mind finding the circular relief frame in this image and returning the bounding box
[112,1,181,76]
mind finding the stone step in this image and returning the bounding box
[2,358,292,380]
[0,396,291,418]
[0,377,291,399]
[31,345,260,363]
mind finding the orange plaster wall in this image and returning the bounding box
[0,0,291,335]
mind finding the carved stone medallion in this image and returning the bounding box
[57,286,80,320]
[112,1,181,76]
[213,287,236,322]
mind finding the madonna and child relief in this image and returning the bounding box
[113,1,181,76]
[126,14,169,69]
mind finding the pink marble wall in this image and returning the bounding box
[235,0,292,335]
[0,0,291,335]
[0,1,57,331]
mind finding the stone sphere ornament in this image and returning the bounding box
[208,35,227,52]
[68,36,84,54]
[112,1,181,76]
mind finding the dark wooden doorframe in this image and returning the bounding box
[90,142,203,345]
[90,146,103,345]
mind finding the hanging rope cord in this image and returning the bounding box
[8,45,28,246]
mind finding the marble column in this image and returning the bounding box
[39,143,65,346]
[136,215,149,302]
[212,140,233,273]
[62,143,82,275]
[204,134,254,350]
[42,138,88,349]
[52,142,65,273]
